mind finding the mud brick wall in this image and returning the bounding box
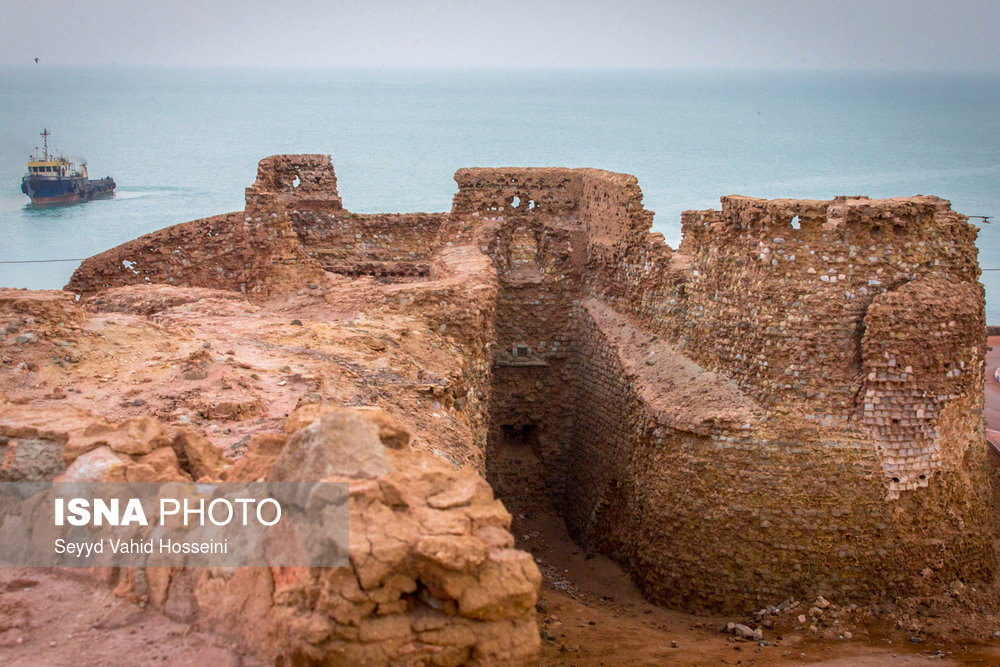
[579,168,657,266]
[244,153,343,213]
[675,195,980,422]
[67,212,253,294]
[581,190,982,426]
[452,166,994,609]
[862,276,986,497]
[68,154,353,297]
[452,168,583,219]
[67,208,324,298]
[485,222,584,367]
[290,210,446,277]
[562,303,640,545]
[577,172,690,347]
[565,300,994,613]
[255,155,446,279]
[452,168,589,504]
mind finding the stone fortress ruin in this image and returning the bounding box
[49,154,995,660]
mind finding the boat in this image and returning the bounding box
[20,129,115,205]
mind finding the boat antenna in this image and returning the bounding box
[40,129,50,161]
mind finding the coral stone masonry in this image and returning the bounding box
[67,155,994,626]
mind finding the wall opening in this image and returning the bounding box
[488,418,550,524]
[501,423,539,449]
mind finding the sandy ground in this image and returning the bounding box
[3,542,998,666]
[528,512,1000,666]
[0,568,248,666]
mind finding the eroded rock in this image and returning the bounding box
[147,408,540,665]
[269,408,398,481]
[0,437,66,481]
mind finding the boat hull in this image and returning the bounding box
[21,174,116,206]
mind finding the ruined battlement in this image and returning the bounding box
[681,194,978,283]
[452,167,583,217]
[452,167,654,251]
[245,153,343,212]
[702,193,962,231]
[67,155,995,615]
[672,193,982,428]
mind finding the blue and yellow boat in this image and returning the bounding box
[20,129,115,205]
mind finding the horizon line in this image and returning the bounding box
[1,63,999,75]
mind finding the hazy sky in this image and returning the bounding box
[2,0,999,70]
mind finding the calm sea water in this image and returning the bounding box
[2,67,998,319]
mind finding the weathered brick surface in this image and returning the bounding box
[244,153,343,212]
[450,166,993,611]
[565,299,992,612]
[68,155,995,615]
[673,196,979,420]
[291,210,446,278]
[862,276,986,497]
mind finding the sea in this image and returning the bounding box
[1,67,999,319]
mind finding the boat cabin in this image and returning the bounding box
[27,161,67,176]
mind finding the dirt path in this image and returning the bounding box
[526,511,1000,666]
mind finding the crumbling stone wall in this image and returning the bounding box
[449,166,992,609]
[674,195,980,423]
[69,156,454,295]
[451,168,582,219]
[66,155,996,616]
[244,154,343,213]
[65,212,253,294]
[862,276,986,497]
[451,169,589,506]
[66,210,325,300]
[565,299,993,612]
[291,211,446,278]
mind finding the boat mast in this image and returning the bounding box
[40,128,50,161]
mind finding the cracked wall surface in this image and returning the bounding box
[68,155,995,616]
